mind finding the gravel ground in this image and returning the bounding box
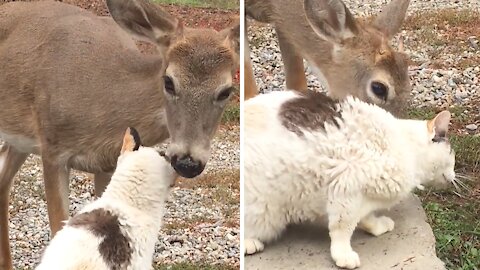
[341,0,480,16]
[7,125,239,269]
[248,0,480,132]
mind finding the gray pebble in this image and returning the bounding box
[466,124,478,131]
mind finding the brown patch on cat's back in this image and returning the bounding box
[279,91,341,136]
[69,209,132,270]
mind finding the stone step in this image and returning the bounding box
[245,195,445,270]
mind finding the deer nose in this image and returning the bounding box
[170,155,205,178]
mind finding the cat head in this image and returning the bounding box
[418,111,456,188]
[118,127,178,187]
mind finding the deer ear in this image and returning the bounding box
[106,0,183,50]
[121,127,141,154]
[372,0,410,38]
[303,0,359,44]
[220,19,240,59]
[427,111,451,141]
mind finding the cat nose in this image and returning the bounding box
[170,154,205,178]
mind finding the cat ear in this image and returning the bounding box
[121,127,141,154]
[427,111,451,141]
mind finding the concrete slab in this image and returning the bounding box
[245,195,445,270]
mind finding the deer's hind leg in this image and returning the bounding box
[276,27,308,93]
[0,144,28,270]
[41,153,71,236]
[94,172,112,197]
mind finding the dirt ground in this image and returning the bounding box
[1,0,239,58]
[0,0,239,29]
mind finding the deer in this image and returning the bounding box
[0,0,239,269]
[244,0,412,116]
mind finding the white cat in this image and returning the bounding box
[37,127,177,270]
[243,90,455,269]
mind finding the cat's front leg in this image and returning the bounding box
[328,210,361,269]
[244,238,265,255]
[358,213,395,237]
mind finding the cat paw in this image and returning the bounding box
[369,216,395,236]
[332,249,361,269]
[244,238,264,255]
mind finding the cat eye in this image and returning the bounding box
[371,81,388,101]
[216,87,234,102]
[163,76,176,96]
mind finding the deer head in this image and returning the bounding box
[303,0,411,115]
[107,0,239,178]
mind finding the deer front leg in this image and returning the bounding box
[328,201,362,269]
[42,156,71,235]
[94,172,112,197]
[244,55,259,100]
[244,20,259,100]
[0,145,28,270]
[276,27,308,93]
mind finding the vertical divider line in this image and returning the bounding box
[239,0,245,268]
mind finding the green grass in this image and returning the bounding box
[153,0,239,9]
[162,216,216,232]
[408,106,480,269]
[422,200,480,270]
[221,85,240,124]
[405,9,479,30]
[407,106,470,124]
[407,107,437,120]
[450,135,480,172]
[221,103,240,124]
[211,184,239,220]
[154,262,238,270]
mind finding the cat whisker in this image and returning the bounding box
[454,178,471,191]
[451,178,461,191]
[444,173,460,191]
[455,175,470,180]
[455,174,474,182]
[452,190,465,198]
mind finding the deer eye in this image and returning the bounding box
[163,76,176,96]
[370,81,388,101]
[216,87,234,102]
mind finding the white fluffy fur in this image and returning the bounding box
[244,90,455,269]
[37,146,176,270]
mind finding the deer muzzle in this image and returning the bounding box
[170,154,205,178]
